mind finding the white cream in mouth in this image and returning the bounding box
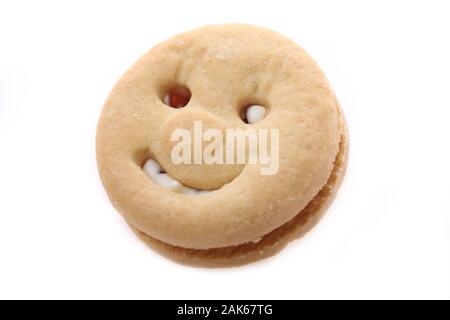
[143,159,213,195]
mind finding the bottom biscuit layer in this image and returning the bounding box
[128,122,348,268]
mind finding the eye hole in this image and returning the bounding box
[162,85,191,108]
[240,104,267,124]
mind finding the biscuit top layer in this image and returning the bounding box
[97,24,340,249]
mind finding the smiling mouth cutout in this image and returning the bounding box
[143,159,214,195]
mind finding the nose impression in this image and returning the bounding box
[156,110,244,190]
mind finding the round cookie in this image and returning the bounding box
[96,24,348,267]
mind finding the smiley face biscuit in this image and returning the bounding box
[96,24,348,267]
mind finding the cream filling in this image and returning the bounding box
[143,159,213,195]
[245,105,266,124]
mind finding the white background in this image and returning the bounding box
[1,0,449,300]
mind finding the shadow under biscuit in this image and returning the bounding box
[128,112,349,268]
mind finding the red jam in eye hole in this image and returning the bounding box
[163,86,191,108]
